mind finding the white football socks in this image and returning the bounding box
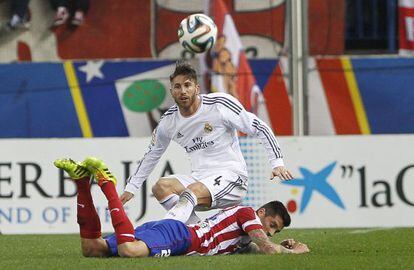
[164,189,198,223]
[186,210,201,225]
[160,193,201,224]
[159,194,179,210]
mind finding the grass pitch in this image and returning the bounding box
[0,228,413,270]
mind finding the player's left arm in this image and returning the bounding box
[248,229,309,255]
[235,241,261,254]
[220,94,293,180]
[248,229,291,254]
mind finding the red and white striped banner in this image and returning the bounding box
[399,0,414,54]
[203,0,272,125]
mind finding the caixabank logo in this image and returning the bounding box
[282,161,414,214]
[282,162,345,214]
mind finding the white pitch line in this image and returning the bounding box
[349,228,395,234]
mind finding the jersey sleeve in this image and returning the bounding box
[218,93,284,168]
[124,120,171,194]
[236,207,263,233]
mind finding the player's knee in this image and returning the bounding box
[152,178,173,199]
[118,248,135,258]
[81,246,101,257]
[187,182,208,197]
[82,248,93,257]
[81,239,108,257]
[186,183,212,206]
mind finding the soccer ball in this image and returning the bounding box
[178,13,217,54]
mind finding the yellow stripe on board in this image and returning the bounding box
[63,61,93,137]
[341,57,371,134]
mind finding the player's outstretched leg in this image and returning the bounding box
[153,178,201,224]
[164,188,198,223]
[82,157,136,247]
[54,158,102,242]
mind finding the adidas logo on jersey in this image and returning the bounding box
[177,132,184,139]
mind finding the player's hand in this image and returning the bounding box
[271,166,293,181]
[280,238,296,249]
[120,191,134,205]
[291,242,310,254]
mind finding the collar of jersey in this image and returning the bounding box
[178,95,203,119]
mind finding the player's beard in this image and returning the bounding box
[175,92,199,111]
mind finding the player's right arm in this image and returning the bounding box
[247,229,309,255]
[121,120,171,204]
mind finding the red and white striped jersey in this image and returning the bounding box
[186,206,263,256]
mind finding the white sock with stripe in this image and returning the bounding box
[159,194,179,210]
[164,189,198,223]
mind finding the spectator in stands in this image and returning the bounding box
[51,0,89,27]
[5,0,31,31]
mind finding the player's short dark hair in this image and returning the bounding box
[259,200,291,227]
[169,60,198,83]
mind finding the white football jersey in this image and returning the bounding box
[125,92,284,194]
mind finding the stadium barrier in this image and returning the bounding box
[0,135,413,234]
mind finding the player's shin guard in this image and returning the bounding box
[100,182,135,245]
[164,189,198,223]
[76,177,101,239]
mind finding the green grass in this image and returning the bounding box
[1,228,413,270]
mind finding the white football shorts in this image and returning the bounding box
[169,171,248,209]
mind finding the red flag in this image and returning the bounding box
[205,0,270,124]
[399,0,414,54]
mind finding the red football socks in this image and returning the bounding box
[76,177,101,239]
[100,182,135,245]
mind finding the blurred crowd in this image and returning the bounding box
[4,0,90,31]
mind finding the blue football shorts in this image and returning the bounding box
[104,219,192,257]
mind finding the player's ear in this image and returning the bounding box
[257,208,266,217]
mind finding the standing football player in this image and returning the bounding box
[120,60,293,224]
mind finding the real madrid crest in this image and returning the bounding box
[204,122,213,133]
